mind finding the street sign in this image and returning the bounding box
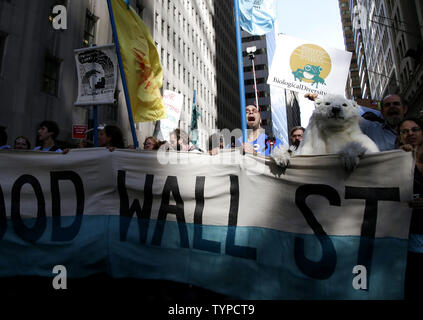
[72,124,88,139]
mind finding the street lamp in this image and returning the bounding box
[246,46,259,110]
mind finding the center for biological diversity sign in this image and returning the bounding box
[267,34,352,96]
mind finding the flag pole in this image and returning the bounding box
[106,0,139,148]
[233,0,247,145]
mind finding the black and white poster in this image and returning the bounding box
[74,44,118,105]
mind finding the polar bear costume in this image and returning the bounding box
[271,94,379,171]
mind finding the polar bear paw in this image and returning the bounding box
[271,144,294,168]
[338,141,368,172]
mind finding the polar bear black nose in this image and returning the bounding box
[332,106,341,115]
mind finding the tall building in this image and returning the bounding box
[340,0,423,115]
[144,0,240,149]
[0,0,240,150]
[339,0,370,99]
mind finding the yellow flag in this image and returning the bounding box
[110,0,166,122]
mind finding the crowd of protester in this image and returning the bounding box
[1,92,422,300]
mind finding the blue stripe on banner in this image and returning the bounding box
[0,216,407,299]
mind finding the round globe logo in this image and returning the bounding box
[290,44,332,88]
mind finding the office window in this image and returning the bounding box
[167,53,170,70]
[83,9,98,47]
[42,55,61,96]
[160,48,165,64]
[155,13,159,30]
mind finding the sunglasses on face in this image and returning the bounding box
[400,127,421,135]
[383,101,402,107]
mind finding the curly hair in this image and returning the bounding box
[104,125,125,148]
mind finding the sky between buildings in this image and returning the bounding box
[276,0,346,126]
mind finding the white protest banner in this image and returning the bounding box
[74,44,118,105]
[0,149,413,299]
[267,34,352,96]
[156,90,183,141]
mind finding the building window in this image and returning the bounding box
[83,10,98,47]
[155,13,159,30]
[42,55,61,96]
[136,1,144,18]
[160,48,165,64]
[167,53,170,70]
[0,31,7,75]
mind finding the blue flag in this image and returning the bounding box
[239,0,277,35]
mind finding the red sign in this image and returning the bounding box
[72,125,87,139]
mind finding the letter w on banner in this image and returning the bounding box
[109,0,166,122]
[239,0,277,35]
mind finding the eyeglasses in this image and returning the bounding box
[400,127,421,135]
[383,101,402,107]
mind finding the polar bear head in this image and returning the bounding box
[311,94,359,130]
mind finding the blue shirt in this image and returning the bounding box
[236,132,282,156]
[33,146,63,153]
[359,118,397,151]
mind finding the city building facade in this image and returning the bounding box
[0,0,240,150]
[340,0,423,115]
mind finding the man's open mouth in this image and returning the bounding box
[247,116,255,121]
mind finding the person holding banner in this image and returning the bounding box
[143,136,161,150]
[13,136,31,150]
[290,126,305,151]
[397,118,423,299]
[238,105,281,156]
[33,120,63,152]
[169,128,202,153]
[98,124,125,150]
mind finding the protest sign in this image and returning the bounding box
[156,90,183,141]
[74,44,118,106]
[267,35,352,96]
